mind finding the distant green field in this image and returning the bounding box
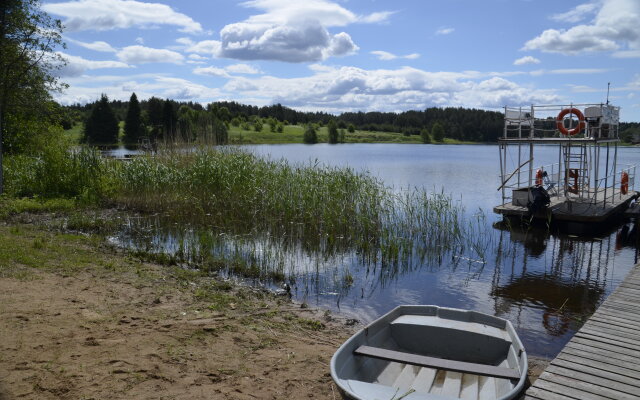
[67,122,473,145]
[229,125,425,144]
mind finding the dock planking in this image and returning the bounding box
[525,263,640,400]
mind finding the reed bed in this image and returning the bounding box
[4,144,491,286]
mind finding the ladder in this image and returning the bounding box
[562,143,589,198]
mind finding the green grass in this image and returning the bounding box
[66,121,475,145]
[64,122,84,143]
[228,124,425,144]
[0,224,135,279]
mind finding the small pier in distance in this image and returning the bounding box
[495,103,638,229]
[525,262,640,400]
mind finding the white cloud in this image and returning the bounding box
[53,75,220,105]
[178,38,222,56]
[193,66,230,78]
[240,0,392,27]
[43,0,202,33]
[135,37,144,45]
[188,54,208,61]
[530,68,609,76]
[219,66,559,113]
[513,56,541,65]
[524,0,640,54]
[359,11,396,24]
[66,38,117,52]
[435,27,454,35]
[225,64,261,74]
[56,52,131,77]
[117,45,184,64]
[218,19,358,62]
[211,0,396,62]
[371,51,420,61]
[550,2,599,23]
[193,63,262,77]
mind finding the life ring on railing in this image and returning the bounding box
[556,108,586,136]
[621,171,629,195]
[535,169,544,186]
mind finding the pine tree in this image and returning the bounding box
[327,120,339,144]
[84,94,119,144]
[124,92,142,144]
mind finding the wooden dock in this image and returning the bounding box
[525,262,640,400]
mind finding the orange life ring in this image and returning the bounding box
[535,169,544,186]
[621,172,629,195]
[556,108,585,136]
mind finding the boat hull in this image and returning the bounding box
[330,305,527,400]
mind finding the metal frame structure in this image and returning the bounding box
[498,103,635,212]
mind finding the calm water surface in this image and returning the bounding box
[108,143,639,359]
[242,144,639,358]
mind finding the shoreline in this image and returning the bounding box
[0,219,549,399]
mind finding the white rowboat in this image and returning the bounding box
[330,305,527,400]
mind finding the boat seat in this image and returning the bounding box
[354,346,520,380]
[345,379,452,400]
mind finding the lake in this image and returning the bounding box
[107,143,640,359]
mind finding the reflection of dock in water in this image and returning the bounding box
[525,262,640,399]
[492,275,604,337]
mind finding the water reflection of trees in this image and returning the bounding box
[489,221,626,336]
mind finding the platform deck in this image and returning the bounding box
[494,189,638,223]
[524,263,640,400]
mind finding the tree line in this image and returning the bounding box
[68,98,510,144]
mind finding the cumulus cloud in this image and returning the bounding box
[218,19,358,62]
[513,56,541,65]
[43,0,202,33]
[211,0,395,62]
[435,27,454,35]
[117,45,184,64]
[524,0,640,55]
[65,38,117,52]
[371,51,420,61]
[55,52,131,77]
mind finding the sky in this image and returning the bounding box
[42,0,640,121]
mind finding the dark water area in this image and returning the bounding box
[106,144,640,359]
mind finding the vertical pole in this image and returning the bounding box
[558,141,562,198]
[613,141,618,199]
[502,106,507,203]
[529,143,534,189]
[499,144,505,203]
[603,143,610,208]
[517,107,522,188]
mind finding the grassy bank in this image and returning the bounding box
[0,220,353,399]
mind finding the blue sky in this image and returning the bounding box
[43,0,640,121]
